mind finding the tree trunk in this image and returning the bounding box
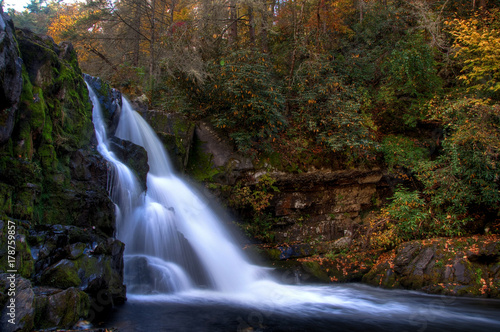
[249,5,256,45]
[149,0,157,92]
[229,0,238,45]
[132,0,141,67]
[260,0,271,53]
[316,0,322,50]
[359,0,364,24]
[288,1,304,86]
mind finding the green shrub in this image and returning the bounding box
[290,55,378,160]
[385,185,464,240]
[378,31,442,127]
[381,135,428,170]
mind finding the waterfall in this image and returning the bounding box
[87,83,500,332]
[87,84,265,294]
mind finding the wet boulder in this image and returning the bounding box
[33,287,89,329]
[29,225,126,311]
[363,236,500,298]
[0,274,35,332]
[40,259,81,289]
[84,74,122,136]
[108,136,149,190]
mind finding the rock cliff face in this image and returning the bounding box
[183,120,387,246]
[0,12,22,144]
[269,169,384,243]
[0,9,127,331]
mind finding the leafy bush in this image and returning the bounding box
[378,31,442,127]
[385,186,430,240]
[381,135,428,170]
[385,185,466,240]
[228,173,280,242]
[290,56,378,160]
[417,97,500,227]
[228,173,279,214]
[204,50,287,153]
[381,97,499,240]
[447,10,500,100]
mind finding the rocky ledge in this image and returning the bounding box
[363,235,500,297]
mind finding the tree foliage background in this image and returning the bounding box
[5,0,500,242]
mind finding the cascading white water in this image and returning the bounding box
[89,84,265,294]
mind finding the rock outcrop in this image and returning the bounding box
[0,11,126,331]
[184,119,386,245]
[269,168,384,243]
[84,74,122,136]
[363,236,500,298]
[108,136,149,189]
[0,10,22,144]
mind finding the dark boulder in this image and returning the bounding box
[0,274,35,332]
[29,225,126,314]
[33,286,89,329]
[108,136,149,190]
[84,74,122,136]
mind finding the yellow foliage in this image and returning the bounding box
[447,10,500,94]
[47,3,103,63]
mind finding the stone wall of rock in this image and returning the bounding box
[0,9,127,331]
[269,169,384,244]
[0,11,23,145]
[182,120,387,246]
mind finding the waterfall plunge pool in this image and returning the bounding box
[102,282,500,331]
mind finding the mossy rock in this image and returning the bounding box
[363,236,500,297]
[0,183,13,215]
[34,287,90,329]
[0,157,42,187]
[40,259,81,289]
[186,136,223,182]
[301,261,330,282]
[0,274,35,332]
[0,219,35,279]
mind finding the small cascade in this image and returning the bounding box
[87,83,265,294]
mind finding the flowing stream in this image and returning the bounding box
[87,85,500,331]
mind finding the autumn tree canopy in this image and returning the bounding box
[6,0,500,241]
